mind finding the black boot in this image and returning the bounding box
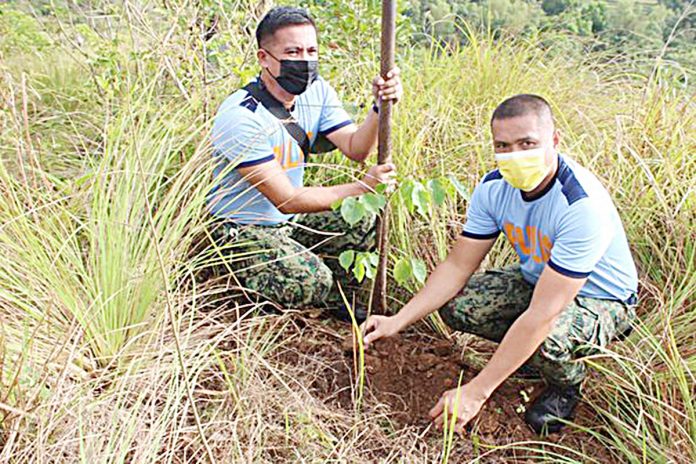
[327,304,368,325]
[524,383,581,435]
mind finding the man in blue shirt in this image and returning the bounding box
[362,94,638,435]
[207,7,401,321]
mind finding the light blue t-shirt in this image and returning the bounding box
[207,76,352,225]
[462,154,638,301]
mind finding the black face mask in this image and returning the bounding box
[263,50,318,95]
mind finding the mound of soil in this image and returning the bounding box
[281,318,539,438]
[274,316,617,462]
[339,332,474,426]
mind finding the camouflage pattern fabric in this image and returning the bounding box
[210,209,375,310]
[439,266,637,387]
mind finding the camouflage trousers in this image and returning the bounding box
[439,266,637,387]
[210,209,375,310]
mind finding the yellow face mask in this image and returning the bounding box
[495,148,551,192]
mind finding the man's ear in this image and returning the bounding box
[552,129,560,147]
[257,48,272,70]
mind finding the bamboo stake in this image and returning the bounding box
[371,0,396,314]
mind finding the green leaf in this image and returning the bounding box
[411,181,431,217]
[341,197,366,226]
[364,261,376,280]
[338,250,355,271]
[411,258,427,284]
[399,179,415,213]
[375,183,388,195]
[362,193,386,215]
[352,253,378,281]
[393,258,412,287]
[448,175,471,201]
[353,259,366,282]
[428,178,447,206]
[331,198,343,211]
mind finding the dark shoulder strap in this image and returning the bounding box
[243,81,310,156]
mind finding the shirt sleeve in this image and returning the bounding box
[548,199,614,278]
[318,80,353,136]
[461,182,500,240]
[211,106,275,168]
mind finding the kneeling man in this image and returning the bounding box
[207,7,400,321]
[362,94,638,434]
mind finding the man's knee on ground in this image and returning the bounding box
[276,258,333,308]
[234,243,334,309]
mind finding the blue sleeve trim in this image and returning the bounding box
[239,95,259,112]
[548,259,591,279]
[319,120,352,136]
[235,154,275,169]
[557,156,589,206]
[483,169,503,183]
[461,230,500,240]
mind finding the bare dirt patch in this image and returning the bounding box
[275,315,616,462]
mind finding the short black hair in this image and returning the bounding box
[491,94,554,125]
[256,7,316,48]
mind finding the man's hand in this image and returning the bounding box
[361,314,404,348]
[361,163,397,191]
[372,67,403,104]
[429,383,489,434]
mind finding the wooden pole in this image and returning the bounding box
[371,0,396,314]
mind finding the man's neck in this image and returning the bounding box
[260,71,296,110]
[522,155,559,200]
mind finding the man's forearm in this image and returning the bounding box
[344,109,379,162]
[281,181,367,214]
